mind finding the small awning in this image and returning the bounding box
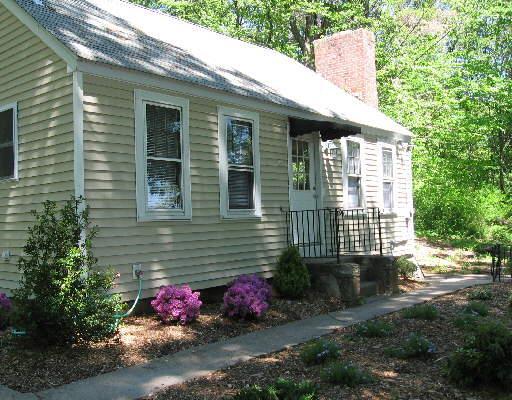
[289,117,361,141]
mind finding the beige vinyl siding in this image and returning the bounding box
[82,75,289,300]
[0,3,74,294]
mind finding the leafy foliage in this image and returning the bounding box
[467,287,493,301]
[394,257,417,279]
[446,320,512,387]
[463,301,489,317]
[151,284,202,325]
[320,361,374,387]
[232,378,317,400]
[223,274,272,319]
[12,198,123,344]
[273,247,310,299]
[355,320,394,338]
[401,304,439,320]
[385,333,436,359]
[300,339,340,366]
[0,293,11,330]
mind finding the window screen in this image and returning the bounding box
[346,140,362,208]
[381,147,394,209]
[0,108,15,179]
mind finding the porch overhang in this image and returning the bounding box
[289,117,361,141]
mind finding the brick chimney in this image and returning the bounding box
[313,29,378,108]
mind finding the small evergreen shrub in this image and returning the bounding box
[394,256,417,279]
[300,339,340,365]
[454,314,481,332]
[467,287,492,301]
[151,285,202,325]
[223,274,271,319]
[355,320,393,338]
[463,301,488,317]
[385,333,436,358]
[232,378,316,400]
[0,293,12,330]
[273,247,310,298]
[446,320,512,387]
[12,198,123,344]
[401,304,439,320]
[320,361,373,387]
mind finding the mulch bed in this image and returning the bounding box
[146,283,512,400]
[0,292,344,393]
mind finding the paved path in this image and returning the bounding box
[2,274,490,400]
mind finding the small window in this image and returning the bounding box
[135,91,191,221]
[381,146,395,210]
[345,139,363,208]
[219,107,261,218]
[292,138,310,191]
[0,104,17,180]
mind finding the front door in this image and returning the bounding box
[289,134,321,256]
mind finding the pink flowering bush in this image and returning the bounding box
[151,285,202,325]
[223,274,272,320]
[0,292,12,330]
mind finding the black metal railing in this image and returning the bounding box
[489,244,512,282]
[285,207,383,261]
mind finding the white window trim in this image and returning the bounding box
[218,106,261,219]
[342,136,366,210]
[0,102,19,182]
[135,90,192,221]
[378,141,398,214]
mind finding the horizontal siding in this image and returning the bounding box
[0,4,74,295]
[83,75,289,300]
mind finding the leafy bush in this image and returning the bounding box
[273,247,310,299]
[0,293,12,330]
[385,333,436,358]
[355,320,394,338]
[223,274,271,319]
[12,198,123,344]
[467,287,492,301]
[394,257,416,279]
[463,301,488,317]
[151,284,202,325]
[232,378,316,400]
[446,320,512,387]
[454,314,481,332]
[401,304,439,320]
[320,361,373,387]
[300,339,340,365]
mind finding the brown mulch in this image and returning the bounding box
[146,283,512,400]
[398,278,429,293]
[0,293,344,393]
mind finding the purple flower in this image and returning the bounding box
[0,293,11,312]
[151,285,202,325]
[222,274,271,319]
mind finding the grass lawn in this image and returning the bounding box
[146,283,512,400]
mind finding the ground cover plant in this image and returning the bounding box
[300,339,339,366]
[467,287,493,301]
[463,301,489,317]
[401,304,439,320]
[384,333,436,359]
[354,320,393,338]
[232,378,317,400]
[320,362,374,387]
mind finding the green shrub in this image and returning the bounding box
[467,287,492,301]
[300,339,340,365]
[320,361,373,387]
[13,198,123,345]
[454,314,481,332]
[394,257,417,279]
[509,294,512,308]
[385,333,436,358]
[401,304,439,320]
[355,320,393,338]
[446,320,512,387]
[273,247,310,298]
[232,378,317,400]
[464,301,489,317]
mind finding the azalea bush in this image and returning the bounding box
[223,274,271,319]
[151,284,202,325]
[0,293,11,330]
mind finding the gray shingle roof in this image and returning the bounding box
[14,0,410,136]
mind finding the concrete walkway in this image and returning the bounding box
[3,274,490,400]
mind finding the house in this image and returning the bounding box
[0,0,414,300]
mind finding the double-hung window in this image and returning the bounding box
[218,107,261,218]
[345,139,363,208]
[0,103,18,180]
[381,144,395,211]
[135,90,191,221]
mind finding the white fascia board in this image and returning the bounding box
[76,60,412,140]
[2,0,78,70]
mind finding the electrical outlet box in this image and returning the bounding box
[132,263,142,280]
[2,250,11,261]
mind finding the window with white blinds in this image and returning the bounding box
[0,104,17,180]
[345,139,363,208]
[381,145,395,210]
[135,91,191,221]
[219,107,261,218]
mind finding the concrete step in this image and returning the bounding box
[360,280,378,298]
